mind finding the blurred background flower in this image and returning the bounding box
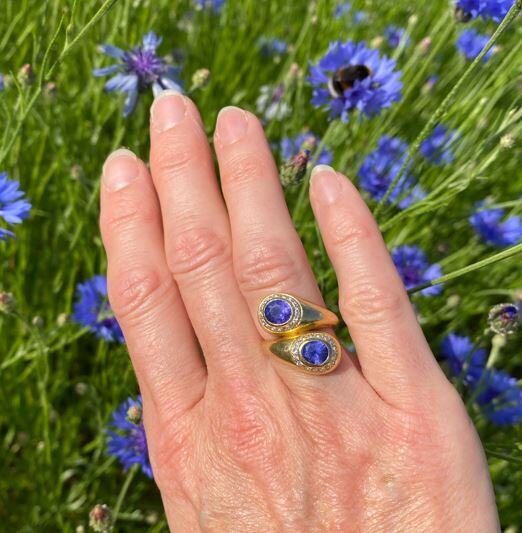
[441,333,487,385]
[384,25,410,49]
[456,28,494,61]
[194,0,225,13]
[391,245,443,295]
[470,203,522,247]
[358,135,424,209]
[72,275,124,343]
[0,172,31,240]
[107,396,153,478]
[455,0,514,22]
[256,83,291,121]
[420,124,458,165]
[258,36,287,58]
[280,132,333,166]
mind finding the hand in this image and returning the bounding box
[100,92,500,532]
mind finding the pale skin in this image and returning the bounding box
[100,91,500,532]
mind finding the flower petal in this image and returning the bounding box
[99,44,126,59]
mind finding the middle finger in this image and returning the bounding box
[149,92,261,379]
[214,107,325,331]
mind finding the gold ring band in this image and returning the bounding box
[258,292,341,375]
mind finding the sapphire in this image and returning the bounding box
[301,340,330,366]
[264,299,293,325]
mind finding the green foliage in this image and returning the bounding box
[0,0,521,530]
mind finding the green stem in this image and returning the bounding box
[373,1,522,221]
[407,242,522,294]
[486,334,505,368]
[484,449,522,466]
[0,0,121,165]
[112,465,138,528]
[46,0,120,79]
[13,311,52,465]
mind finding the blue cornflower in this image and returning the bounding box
[280,132,333,166]
[0,172,31,240]
[334,2,351,17]
[107,396,153,478]
[93,31,183,117]
[334,5,367,24]
[308,40,402,122]
[469,203,522,247]
[0,74,4,91]
[455,0,513,22]
[194,0,225,12]
[456,29,494,62]
[258,37,287,58]
[484,0,515,21]
[358,135,424,209]
[72,275,124,343]
[441,333,522,425]
[475,370,522,426]
[440,333,487,386]
[420,124,458,165]
[384,25,410,49]
[353,11,368,24]
[391,245,443,296]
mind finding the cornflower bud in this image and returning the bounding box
[126,404,143,425]
[191,68,210,90]
[89,504,113,533]
[0,292,16,314]
[488,303,520,335]
[280,150,310,187]
[18,64,34,86]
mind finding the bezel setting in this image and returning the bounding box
[258,293,303,335]
[291,332,339,373]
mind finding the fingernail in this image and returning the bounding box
[151,90,186,132]
[103,148,139,192]
[310,165,342,205]
[216,106,248,145]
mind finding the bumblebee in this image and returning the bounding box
[455,7,473,23]
[328,65,372,98]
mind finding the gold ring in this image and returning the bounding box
[258,292,341,375]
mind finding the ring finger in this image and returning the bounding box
[214,107,362,389]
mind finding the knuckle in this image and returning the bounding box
[149,417,193,489]
[340,282,404,326]
[330,218,373,252]
[223,152,265,188]
[107,266,169,323]
[100,194,157,234]
[153,136,192,179]
[166,225,231,278]
[235,238,303,292]
[213,380,283,465]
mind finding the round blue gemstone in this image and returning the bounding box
[264,299,293,325]
[301,340,330,366]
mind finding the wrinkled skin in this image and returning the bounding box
[100,92,500,532]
